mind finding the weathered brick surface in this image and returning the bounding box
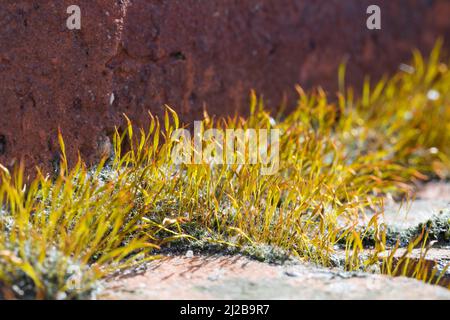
[112,0,450,125]
[0,0,449,174]
[0,0,127,173]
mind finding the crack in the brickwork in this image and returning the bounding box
[106,42,158,69]
[109,0,132,63]
[106,1,187,68]
[0,135,6,156]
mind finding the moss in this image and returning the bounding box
[154,226,292,265]
[0,246,97,300]
[1,43,450,298]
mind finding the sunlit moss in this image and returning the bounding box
[0,43,449,298]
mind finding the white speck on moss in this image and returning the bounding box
[427,90,440,101]
[399,64,415,74]
[429,147,439,155]
[185,250,194,258]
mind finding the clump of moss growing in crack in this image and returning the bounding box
[1,43,450,298]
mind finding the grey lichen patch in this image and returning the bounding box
[154,225,292,265]
[0,246,98,300]
[360,209,450,248]
[240,244,292,264]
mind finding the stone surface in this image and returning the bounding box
[360,182,450,230]
[417,182,450,202]
[100,255,450,300]
[1,1,450,174]
[375,199,449,230]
